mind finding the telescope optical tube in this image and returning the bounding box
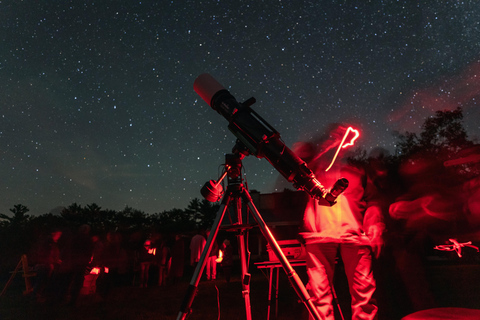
[194,73,346,205]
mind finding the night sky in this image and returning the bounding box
[1,1,480,216]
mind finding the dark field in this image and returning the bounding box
[1,265,310,320]
[2,261,480,320]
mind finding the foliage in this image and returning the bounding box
[395,107,473,158]
[394,107,479,179]
[0,204,30,228]
[0,198,220,271]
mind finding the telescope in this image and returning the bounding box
[177,74,348,320]
[194,73,348,206]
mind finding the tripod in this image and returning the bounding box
[177,153,322,320]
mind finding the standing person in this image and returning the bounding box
[205,230,218,281]
[98,232,125,297]
[298,124,385,320]
[189,230,206,270]
[90,234,104,269]
[168,234,185,284]
[139,238,155,288]
[68,224,93,306]
[32,229,63,302]
[154,233,171,287]
[220,239,233,283]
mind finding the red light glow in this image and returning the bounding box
[325,127,360,171]
[341,127,360,148]
[90,267,101,275]
[216,249,223,263]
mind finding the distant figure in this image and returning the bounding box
[32,229,63,302]
[220,239,233,283]
[90,234,104,268]
[98,232,126,297]
[68,224,93,305]
[190,230,206,269]
[154,234,171,286]
[205,230,219,280]
[139,239,155,288]
[169,234,185,284]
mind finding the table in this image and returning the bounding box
[255,260,307,320]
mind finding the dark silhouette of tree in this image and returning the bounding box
[184,198,204,227]
[394,107,478,180]
[153,208,195,233]
[184,198,220,230]
[198,199,220,230]
[61,202,84,225]
[0,204,30,227]
[0,205,32,272]
[60,202,117,233]
[116,205,150,231]
[395,107,474,159]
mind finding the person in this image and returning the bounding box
[98,232,126,297]
[32,229,63,302]
[205,230,219,280]
[67,224,93,305]
[189,230,206,270]
[138,238,155,288]
[153,233,171,286]
[220,239,233,283]
[298,124,385,320]
[168,234,185,284]
[90,234,104,269]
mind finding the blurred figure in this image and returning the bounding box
[32,229,63,302]
[154,233,171,286]
[464,175,480,227]
[298,124,385,320]
[389,151,463,230]
[168,234,185,284]
[189,230,206,270]
[97,232,126,297]
[457,146,480,229]
[220,239,233,283]
[67,224,93,305]
[90,234,105,269]
[205,230,219,281]
[139,238,155,288]
[387,150,463,313]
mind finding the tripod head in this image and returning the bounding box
[200,152,245,202]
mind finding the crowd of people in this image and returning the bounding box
[27,225,235,306]
[189,229,234,283]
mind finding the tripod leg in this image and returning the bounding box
[242,190,322,320]
[233,197,252,320]
[0,258,23,297]
[177,199,230,320]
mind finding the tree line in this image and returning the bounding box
[0,199,220,273]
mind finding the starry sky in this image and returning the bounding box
[1,1,480,216]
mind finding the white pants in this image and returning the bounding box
[206,255,217,280]
[305,242,377,320]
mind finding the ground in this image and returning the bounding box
[2,260,480,320]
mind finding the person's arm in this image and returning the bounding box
[363,174,386,259]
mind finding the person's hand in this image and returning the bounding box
[367,225,384,259]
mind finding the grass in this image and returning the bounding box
[0,267,309,320]
[2,260,480,320]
